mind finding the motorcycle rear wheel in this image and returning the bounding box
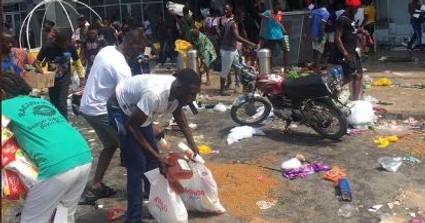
[230,96,272,126]
[304,100,347,140]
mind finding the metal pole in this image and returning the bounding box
[297,14,305,65]
[119,0,122,24]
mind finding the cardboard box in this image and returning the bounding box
[22,71,55,89]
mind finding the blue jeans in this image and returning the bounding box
[408,20,423,49]
[106,99,159,222]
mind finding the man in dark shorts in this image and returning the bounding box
[335,0,368,101]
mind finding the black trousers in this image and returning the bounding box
[48,75,70,119]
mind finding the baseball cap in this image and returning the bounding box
[346,0,361,8]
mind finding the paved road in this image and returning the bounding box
[73,109,425,223]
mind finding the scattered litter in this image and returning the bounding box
[403,156,422,165]
[295,154,306,162]
[257,175,265,182]
[106,207,125,223]
[227,126,265,145]
[364,95,379,103]
[88,130,95,133]
[88,138,96,143]
[323,166,347,185]
[376,101,394,106]
[197,144,219,155]
[213,103,227,112]
[97,204,104,209]
[363,75,373,89]
[337,178,353,202]
[378,56,388,62]
[373,78,394,87]
[338,204,359,218]
[347,100,376,128]
[374,136,399,149]
[368,204,384,212]
[188,123,198,129]
[290,124,299,128]
[400,84,425,90]
[256,200,278,210]
[280,157,302,170]
[347,128,367,136]
[375,121,410,136]
[282,162,331,180]
[409,216,425,223]
[387,201,401,209]
[378,157,403,172]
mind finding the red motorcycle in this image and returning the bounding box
[230,62,348,140]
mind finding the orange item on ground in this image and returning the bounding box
[323,166,347,186]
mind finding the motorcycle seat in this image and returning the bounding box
[283,74,330,100]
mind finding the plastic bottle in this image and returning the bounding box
[177,142,205,164]
[328,65,344,82]
[338,178,352,202]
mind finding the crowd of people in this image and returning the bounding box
[1,0,423,222]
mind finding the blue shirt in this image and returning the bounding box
[311,7,330,39]
[2,55,22,75]
[263,10,285,40]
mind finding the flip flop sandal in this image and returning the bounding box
[89,183,117,199]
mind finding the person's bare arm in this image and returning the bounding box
[172,107,199,154]
[128,108,167,163]
[232,22,256,48]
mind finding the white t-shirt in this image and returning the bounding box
[80,46,131,116]
[354,7,365,25]
[115,75,179,127]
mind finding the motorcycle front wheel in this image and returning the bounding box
[230,96,272,126]
[303,100,348,140]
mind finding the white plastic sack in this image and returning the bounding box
[179,162,226,213]
[280,158,302,170]
[213,103,227,112]
[167,1,192,17]
[347,100,375,126]
[227,126,265,145]
[145,168,188,223]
